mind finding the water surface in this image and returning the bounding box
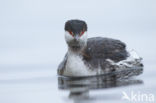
[1,64,155,103]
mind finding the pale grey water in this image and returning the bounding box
[0,0,156,103]
[0,62,156,103]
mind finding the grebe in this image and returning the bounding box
[58,19,143,77]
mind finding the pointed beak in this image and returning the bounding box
[74,35,79,41]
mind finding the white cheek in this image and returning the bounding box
[80,32,88,42]
[65,31,74,42]
[65,31,88,43]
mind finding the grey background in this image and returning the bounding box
[0,0,156,66]
[0,0,156,103]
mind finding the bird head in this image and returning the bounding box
[64,19,88,51]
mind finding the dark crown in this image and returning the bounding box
[65,19,87,35]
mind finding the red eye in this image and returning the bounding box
[80,31,85,36]
[68,31,74,36]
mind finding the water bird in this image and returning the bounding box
[58,19,143,77]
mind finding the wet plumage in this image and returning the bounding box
[57,19,143,77]
[82,37,128,70]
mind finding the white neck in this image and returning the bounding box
[64,48,95,76]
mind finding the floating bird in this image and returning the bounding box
[58,19,143,77]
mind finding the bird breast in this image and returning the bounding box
[63,51,96,76]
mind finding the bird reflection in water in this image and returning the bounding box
[58,67,143,102]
